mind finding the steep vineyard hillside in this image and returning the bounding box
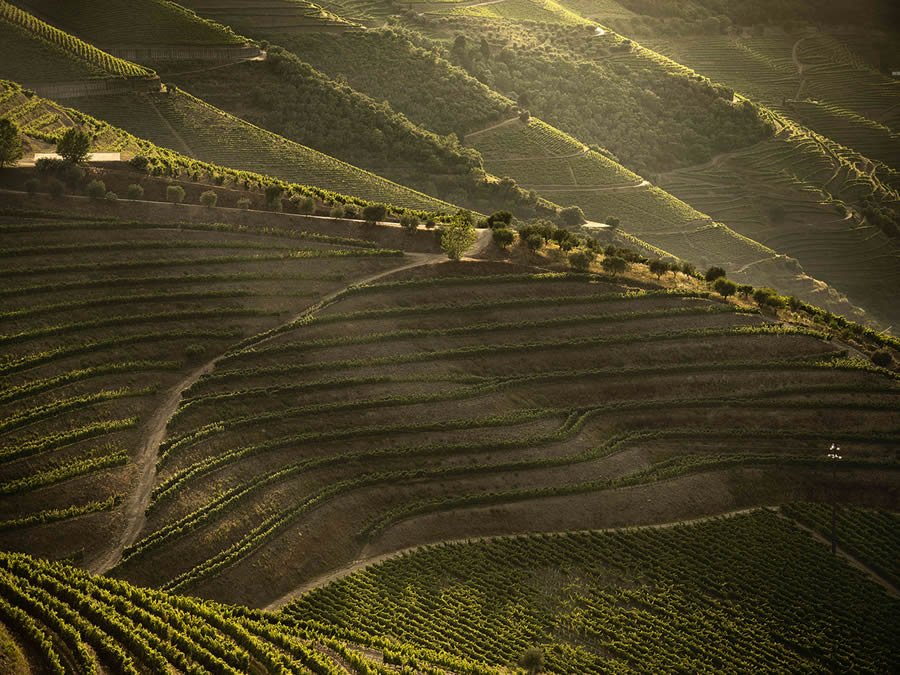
[108,258,899,606]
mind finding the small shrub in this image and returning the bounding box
[362,203,388,223]
[525,233,543,252]
[129,155,149,171]
[63,163,84,186]
[86,179,106,200]
[23,178,39,194]
[36,157,64,172]
[568,250,595,272]
[705,266,727,282]
[104,191,118,202]
[559,205,586,226]
[680,261,696,277]
[343,204,358,219]
[486,210,513,228]
[298,196,315,214]
[200,190,217,208]
[518,647,544,675]
[871,349,893,367]
[492,227,515,248]
[400,213,419,232]
[237,197,251,209]
[47,177,64,198]
[166,184,185,204]
[713,277,737,299]
[424,217,435,229]
[126,183,144,200]
[737,284,754,298]
[329,204,345,218]
[601,255,628,277]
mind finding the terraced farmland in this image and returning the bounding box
[179,0,357,33]
[110,261,899,607]
[59,89,456,212]
[10,0,245,47]
[0,550,495,675]
[0,211,406,569]
[281,510,900,672]
[0,1,155,83]
[658,129,900,328]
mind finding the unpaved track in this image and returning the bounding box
[264,504,899,610]
[264,507,767,611]
[774,509,898,598]
[90,237,463,575]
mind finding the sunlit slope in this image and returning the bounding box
[178,0,357,33]
[52,88,457,212]
[0,1,155,83]
[643,32,900,166]
[114,261,899,606]
[8,0,246,46]
[282,510,900,672]
[0,212,404,567]
[469,116,873,323]
[0,550,496,674]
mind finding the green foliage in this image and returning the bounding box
[441,213,477,259]
[559,205,585,226]
[166,184,185,204]
[492,227,515,249]
[525,233,543,252]
[601,255,628,277]
[0,118,22,168]
[704,266,727,282]
[871,349,893,368]
[400,213,419,232]
[286,512,900,672]
[568,249,594,272]
[56,127,90,164]
[737,284,754,298]
[86,179,105,200]
[362,203,388,223]
[200,189,217,208]
[298,196,315,214]
[713,277,737,299]
[487,210,513,228]
[518,647,544,674]
[648,259,669,279]
[126,183,143,200]
[237,197,250,209]
[104,190,117,202]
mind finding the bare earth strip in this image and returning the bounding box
[87,232,472,574]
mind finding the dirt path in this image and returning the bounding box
[146,97,195,157]
[791,36,809,101]
[773,509,898,598]
[90,243,452,575]
[519,179,650,193]
[264,507,767,611]
[464,116,520,141]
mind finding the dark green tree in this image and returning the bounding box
[362,203,388,223]
[56,128,91,165]
[705,266,727,282]
[602,255,628,277]
[713,277,737,299]
[0,119,23,169]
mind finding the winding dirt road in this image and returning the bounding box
[88,228,486,575]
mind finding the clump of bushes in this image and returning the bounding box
[200,190,217,208]
[86,179,106,200]
[126,184,144,200]
[166,184,185,204]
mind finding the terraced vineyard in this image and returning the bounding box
[179,0,357,33]
[10,0,245,47]
[64,89,455,212]
[107,260,899,607]
[0,211,406,568]
[0,1,155,82]
[0,550,499,674]
[281,510,900,672]
[781,502,900,586]
[658,126,900,328]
